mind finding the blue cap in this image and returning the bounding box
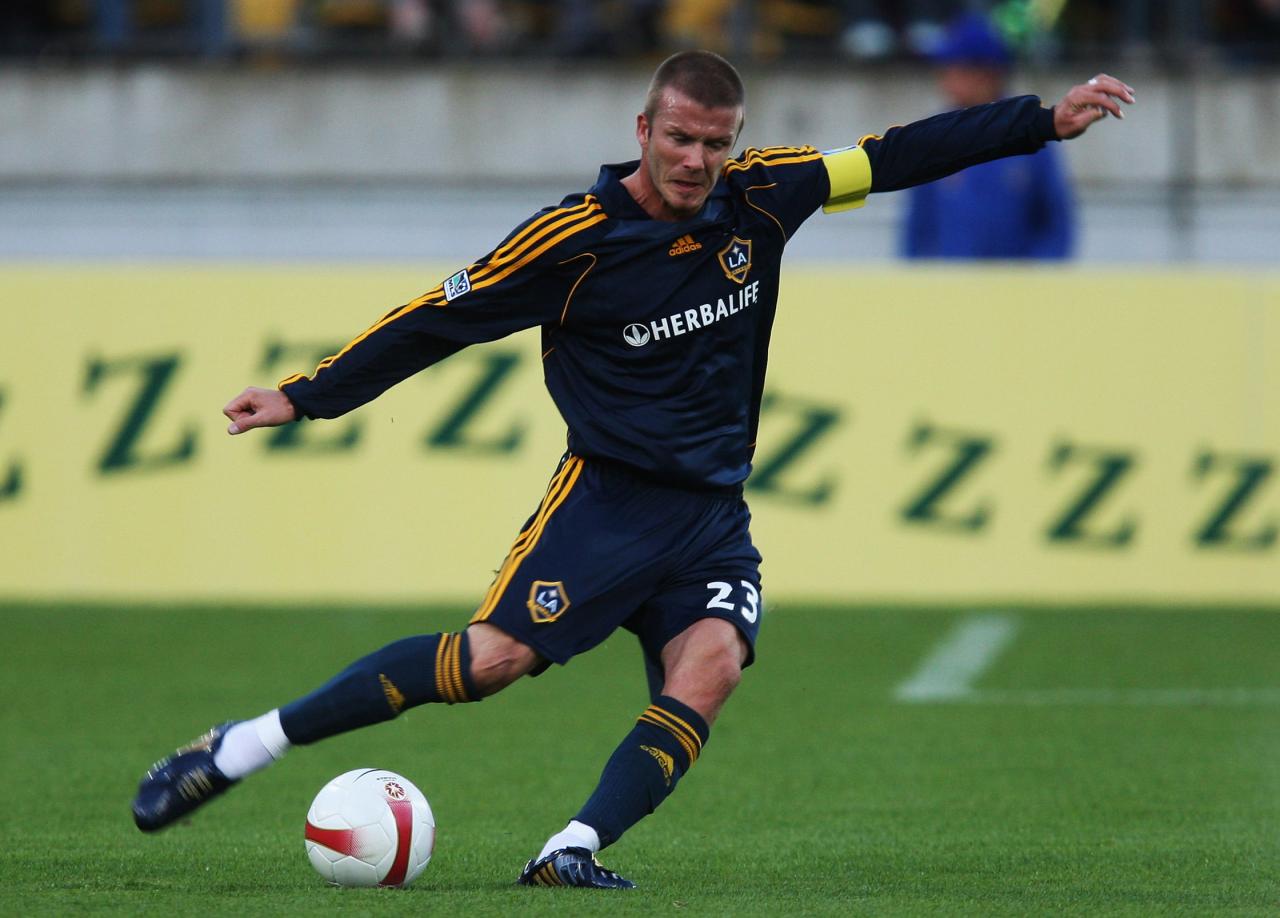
[929,13,1012,69]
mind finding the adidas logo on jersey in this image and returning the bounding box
[668,234,702,256]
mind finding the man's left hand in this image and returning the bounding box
[1054,74,1136,139]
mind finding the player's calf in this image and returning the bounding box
[519,693,710,882]
[132,630,496,831]
[658,617,748,724]
[521,695,708,887]
[569,694,711,849]
[279,631,481,745]
[525,620,743,873]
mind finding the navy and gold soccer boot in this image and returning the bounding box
[517,847,636,889]
[132,722,238,832]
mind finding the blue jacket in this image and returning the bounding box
[902,141,1075,259]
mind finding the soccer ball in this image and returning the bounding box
[304,768,435,887]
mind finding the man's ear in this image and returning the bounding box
[635,112,651,147]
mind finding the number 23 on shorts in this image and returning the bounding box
[705,580,761,624]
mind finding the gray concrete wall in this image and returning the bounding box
[2,64,1277,185]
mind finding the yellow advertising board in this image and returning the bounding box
[1,266,1277,604]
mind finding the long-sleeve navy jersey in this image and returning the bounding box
[280,95,1059,490]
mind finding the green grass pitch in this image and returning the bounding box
[2,602,1277,916]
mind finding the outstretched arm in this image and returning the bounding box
[821,74,1133,213]
[219,197,607,435]
[837,74,1134,197]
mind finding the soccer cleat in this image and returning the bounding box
[132,722,238,832]
[517,847,636,889]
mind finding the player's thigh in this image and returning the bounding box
[634,497,764,687]
[467,455,681,671]
[640,572,762,669]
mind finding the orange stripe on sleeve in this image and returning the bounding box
[723,146,822,176]
[282,199,604,388]
[490,198,598,265]
[470,210,607,293]
[462,198,601,291]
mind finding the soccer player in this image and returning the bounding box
[132,51,1133,888]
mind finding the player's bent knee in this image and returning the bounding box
[663,654,742,724]
[699,651,743,699]
[660,624,746,724]
[465,622,540,697]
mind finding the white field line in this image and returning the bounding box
[895,613,1020,702]
[951,688,1280,706]
[893,616,1280,706]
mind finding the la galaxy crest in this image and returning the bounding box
[718,237,752,285]
[528,580,570,624]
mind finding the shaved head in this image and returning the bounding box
[643,50,745,126]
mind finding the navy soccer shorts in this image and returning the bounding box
[469,453,764,672]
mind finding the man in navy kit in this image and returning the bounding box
[133,52,1133,888]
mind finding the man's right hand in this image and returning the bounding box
[223,386,298,435]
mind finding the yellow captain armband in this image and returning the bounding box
[821,146,872,213]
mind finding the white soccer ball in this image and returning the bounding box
[304,768,435,887]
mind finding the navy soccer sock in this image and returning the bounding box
[573,695,711,849]
[279,631,477,746]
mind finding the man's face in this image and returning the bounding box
[636,88,742,221]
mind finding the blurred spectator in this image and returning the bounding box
[0,2,61,53]
[304,0,512,54]
[663,0,734,51]
[232,0,302,49]
[1214,0,1280,62]
[664,0,845,58]
[755,0,843,57]
[901,12,1076,260]
[547,0,664,57]
[93,0,231,55]
[1,0,1274,60]
[839,0,965,59]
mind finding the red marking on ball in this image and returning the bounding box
[305,821,357,857]
[379,799,415,887]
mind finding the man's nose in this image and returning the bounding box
[682,144,706,172]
